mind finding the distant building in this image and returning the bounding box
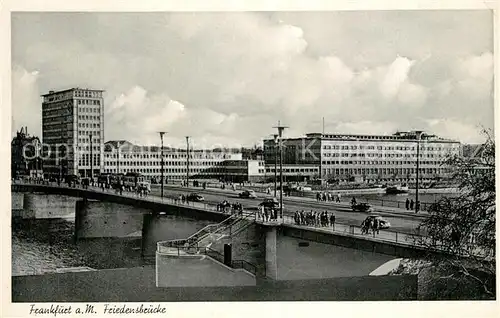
[11,127,42,179]
[41,88,104,179]
[103,140,263,183]
[263,131,461,184]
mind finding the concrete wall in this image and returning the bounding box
[282,224,431,259]
[155,254,256,287]
[12,193,77,220]
[75,199,144,239]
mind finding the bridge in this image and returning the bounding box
[13,181,465,286]
[12,181,424,248]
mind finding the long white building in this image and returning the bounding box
[103,140,265,182]
[263,131,461,184]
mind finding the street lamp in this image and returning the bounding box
[415,131,424,213]
[158,132,167,198]
[89,133,93,181]
[273,122,288,219]
[186,136,190,188]
[272,134,278,197]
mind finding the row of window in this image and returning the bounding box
[104,160,230,167]
[104,153,232,160]
[321,167,452,176]
[324,152,444,158]
[77,138,101,144]
[266,168,317,173]
[322,144,458,151]
[104,168,229,174]
[77,99,101,106]
[322,160,445,166]
[78,130,100,136]
[74,90,102,98]
[77,115,101,121]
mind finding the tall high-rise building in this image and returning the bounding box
[41,88,104,179]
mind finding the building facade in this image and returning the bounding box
[11,127,43,179]
[41,88,104,179]
[102,140,261,182]
[263,131,461,184]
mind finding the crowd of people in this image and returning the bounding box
[256,207,279,222]
[404,198,421,212]
[293,210,336,228]
[215,200,244,215]
[316,192,342,202]
[361,217,381,235]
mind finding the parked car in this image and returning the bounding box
[364,215,391,229]
[186,193,204,202]
[351,203,374,212]
[239,190,257,199]
[259,198,280,209]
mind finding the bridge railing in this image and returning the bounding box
[275,214,426,246]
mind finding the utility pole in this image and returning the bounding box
[273,121,288,219]
[89,133,93,181]
[415,131,423,214]
[186,136,190,187]
[273,134,278,197]
[158,132,167,198]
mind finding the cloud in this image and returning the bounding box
[11,12,494,147]
[425,119,484,144]
[11,65,41,136]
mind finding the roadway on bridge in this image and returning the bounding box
[150,185,423,234]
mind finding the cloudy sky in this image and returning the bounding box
[11,10,494,148]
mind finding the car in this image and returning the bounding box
[364,215,391,229]
[259,198,280,209]
[186,193,204,202]
[239,190,257,199]
[351,203,374,212]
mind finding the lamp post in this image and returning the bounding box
[273,122,288,219]
[273,134,278,197]
[158,132,167,198]
[116,141,120,175]
[415,131,423,213]
[186,136,190,187]
[89,133,93,181]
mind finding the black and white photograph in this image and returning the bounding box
[2,0,498,316]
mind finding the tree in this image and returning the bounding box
[413,130,495,298]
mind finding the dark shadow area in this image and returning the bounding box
[12,266,417,302]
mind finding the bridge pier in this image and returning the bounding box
[12,193,77,220]
[74,199,146,268]
[263,225,281,280]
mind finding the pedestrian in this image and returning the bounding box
[330,213,336,230]
[416,201,421,212]
[336,193,341,203]
[410,199,414,210]
[405,198,410,210]
[373,218,379,234]
[351,197,357,205]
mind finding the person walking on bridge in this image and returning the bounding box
[405,198,410,210]
[410,199,414,211]
[330,213,336,231]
